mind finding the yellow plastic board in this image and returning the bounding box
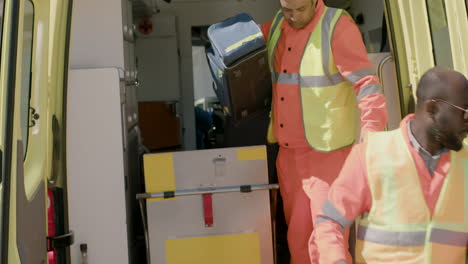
[237,147,266,161]
[165,233,261,264]
[143,153,176,202]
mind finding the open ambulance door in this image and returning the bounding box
[443,0,468,75]
[383,0,468,115]
[0,0,73,263]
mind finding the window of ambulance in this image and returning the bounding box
[426,0,453,68]
[0,0,4,184]
[0,0,34,256]
[20,0,34,159]
[0,1,3,50]
[0,0,35,168]
[0,0,33,191]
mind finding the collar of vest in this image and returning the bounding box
[267,7,347,88]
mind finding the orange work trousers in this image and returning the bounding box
[276,146,351,264]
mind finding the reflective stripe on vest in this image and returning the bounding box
[320,199,353,229]
[355,128,468,264]
[266,7,359,151]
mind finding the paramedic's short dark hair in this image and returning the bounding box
[416,67,468,109]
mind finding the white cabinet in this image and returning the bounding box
[136,36,180,101]
[135,14,181,102]
[67,68,129,264]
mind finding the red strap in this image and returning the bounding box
[203,194,214,227]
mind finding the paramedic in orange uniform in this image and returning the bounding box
[261,0,388,262]
[314,68,468,263]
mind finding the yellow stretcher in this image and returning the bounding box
[137,145,278,264]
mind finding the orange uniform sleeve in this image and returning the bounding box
[261,21,272,42]
[332,16,388,137]
[314,143,372,264]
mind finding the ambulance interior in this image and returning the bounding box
[65,0,455,263]
[137,0,401,153]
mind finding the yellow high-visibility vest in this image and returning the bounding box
[266,7,359,151]
[356,128,468,263]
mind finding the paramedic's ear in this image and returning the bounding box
[425,99,438,120]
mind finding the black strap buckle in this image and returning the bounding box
[47,231,74,252]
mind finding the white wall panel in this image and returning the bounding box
[136,36,180,101]
[70,0,125,69]
[67,68,128,264]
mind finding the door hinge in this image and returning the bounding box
[47,231,74,252]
